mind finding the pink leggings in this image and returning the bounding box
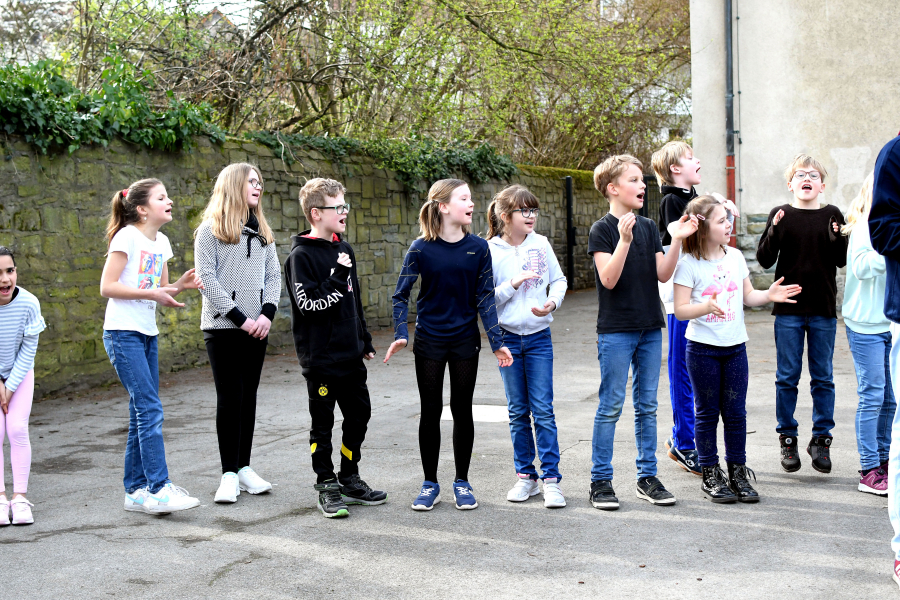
[1,370,33,494]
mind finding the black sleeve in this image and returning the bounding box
[226,307,248,327]
[756,207,782,269]
[285,251,351,314]
[870,139,900,262]
[588,220,615,255]
[828,208,848,269]
[260,303,277,320]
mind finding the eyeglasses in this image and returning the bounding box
[512,208,540,218]
[248,178,263,189]
[792,170,821,181]
[316,203,351,215]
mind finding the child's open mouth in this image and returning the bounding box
[465,211,473,217]
[636,193,645,201]
[802,183,812,191]
[338,217,347,226]
[0,285,11,295]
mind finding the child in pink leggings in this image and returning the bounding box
[0,246,45,526]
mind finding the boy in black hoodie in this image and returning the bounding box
[284,177,386,518]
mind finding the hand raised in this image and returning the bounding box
[772,209,785,226]
[179,268,204,291]
[618,212,636,244]
[337,252,353,269]
[530,300,556,318]
[383,339,407,363]
[768,276,802,304]
[494,346,513,368]
[668,214,698,241]
[512,270,539,290]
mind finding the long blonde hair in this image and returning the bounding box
[842,172,874,236]
[199,163,274,244]
[419,178,469,241]
[486,184,539,239]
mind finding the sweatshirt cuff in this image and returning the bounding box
[363,340,376,355]
[226,307,248,327]
[3,377,18,394]
[260,303,277,320]
[495,279,516,304]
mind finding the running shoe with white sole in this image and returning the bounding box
[636,476,676,506]
[453,479,478,510]
[339,474,387,505]
[0,497,9,526]
[411,481,441,511]
[507,475,540,502]
[315,481,349,518]
[10,497,34,525]
[145,483,200,514]
[215,472,240,503]
[590,480,619,510]
[238,467,272,495]
[542,478,566,508]
[124,488,155,514]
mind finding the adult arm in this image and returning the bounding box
[870,137,900,262]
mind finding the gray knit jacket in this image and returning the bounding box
[195,219,282,331]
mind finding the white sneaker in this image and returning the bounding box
[507,475,541,502]
[238,467,272,495]
[215,473,240,503]
[124,488,153,513]
[0,497,9,526]
[542,478,566,508]
[145,483,200,514]
[10,497,34,525]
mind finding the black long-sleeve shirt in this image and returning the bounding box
[756,204,847,317]
[658,186,697,246]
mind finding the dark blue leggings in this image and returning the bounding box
[685,341,749,467]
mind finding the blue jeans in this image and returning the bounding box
[845,327,895,470]
[667,314,695,451]
[498,328,561,481]
[774,315,837,437]
[103,330,170,494]
[685,341,748,467]
[591,329,662,482]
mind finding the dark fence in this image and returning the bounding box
[640,172,662,227]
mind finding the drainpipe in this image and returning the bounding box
[724,0,737,247]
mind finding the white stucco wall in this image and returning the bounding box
[691,0,900,224]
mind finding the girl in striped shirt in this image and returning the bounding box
[0,245,46,525]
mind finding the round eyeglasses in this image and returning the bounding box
[792,170,821,181]
[316,203,351,215]
[512,208,540,218]
[248,178,263,189]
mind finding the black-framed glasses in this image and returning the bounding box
[512,208,540,218]
[316,203,351,215]
[249,178,263,189]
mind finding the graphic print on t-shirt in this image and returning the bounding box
[701,265,739,322]
[137,250,164,290]
[521,247,548,291]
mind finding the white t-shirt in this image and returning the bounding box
[103,225,174,336]
[673,246,749,347]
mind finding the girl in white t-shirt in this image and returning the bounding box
[673,195,800,504]
[99,178,204,515]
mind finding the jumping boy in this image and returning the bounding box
[588,154,697,510]
[284,177,387,518]
[757,154,846,474]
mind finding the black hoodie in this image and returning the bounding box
[657,185,698,246]
[283,231,374,380]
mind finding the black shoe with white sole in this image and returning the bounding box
[636,476,676,505]
[339,474,388,506]
[590,480,619,511]
[314,481,349,518]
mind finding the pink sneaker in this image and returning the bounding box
[10,497,34,525]
[0,497,9,526]
[858,468,888,496]
[893,559,900,589]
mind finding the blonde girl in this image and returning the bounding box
[385,179,512,511]
[841,173,894,495]
[195,163,281,503]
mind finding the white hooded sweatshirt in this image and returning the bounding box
[488,233,567,336]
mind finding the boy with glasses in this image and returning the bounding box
[757,154,847,474]
[284,177,386,518]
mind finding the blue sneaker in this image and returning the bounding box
[452,479,478,510]
[411,481,441,511]
[665,436,701,476]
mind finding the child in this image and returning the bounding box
[283,177,385,519]
[674,195,801,503]
[385,178,512,512]
[0,246,45,525]
[99,179,204,515]
[842,173,894,496]
[195,163,282,504]
[486,184,568,508]
[756,154,846,473]
[587,154,696,511]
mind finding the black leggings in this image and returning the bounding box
[205,330,268,473]
[415,354,479,483]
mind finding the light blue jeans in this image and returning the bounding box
[845,326,895,470]
[498,328,561,481]
[591,329,662,482]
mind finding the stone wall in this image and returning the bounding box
[0,137,606,397]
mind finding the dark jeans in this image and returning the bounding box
[205,329,268,474]
[685,340,749,467]
[305,372,371,484]
[774,315,837,437]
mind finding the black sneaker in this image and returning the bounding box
[636,476,676,505]
[590,480,619,511]
[701,465,737,503]
[727,463,760,503]
[314,481,349,518]
[807,436,833,473]
[339,474,388,506]
[779,434,801,472]
[665,436,702,476]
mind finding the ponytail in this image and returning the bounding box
[485,184,539,239]
[105,178,163,249]
[486,200,505,239]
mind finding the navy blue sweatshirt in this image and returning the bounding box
[868,135,900,322]
[392,234,504,352]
